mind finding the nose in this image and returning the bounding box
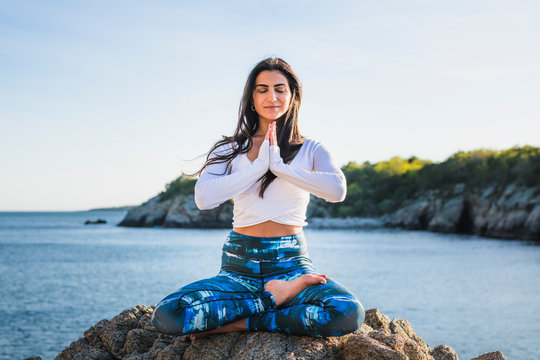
[268,89,278,101]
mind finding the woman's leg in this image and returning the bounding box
[187,273,328,340]
[247,274,365,338]
[152,273,275,335]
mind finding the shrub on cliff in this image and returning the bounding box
[158,175,196,201]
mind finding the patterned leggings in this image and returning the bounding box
[151,231,364,337]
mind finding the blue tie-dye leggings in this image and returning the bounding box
[151,231,364,337]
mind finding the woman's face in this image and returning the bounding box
[252,70,291,124]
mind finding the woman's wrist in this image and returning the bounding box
[269,145,286,175]
[253,139,270,172]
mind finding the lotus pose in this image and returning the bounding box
[152,58,364,340]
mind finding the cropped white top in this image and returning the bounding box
[194,138,346,227]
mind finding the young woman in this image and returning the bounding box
[152,58,364,340]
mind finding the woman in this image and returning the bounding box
[152,58,364,340]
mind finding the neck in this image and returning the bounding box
[255,119,273,137]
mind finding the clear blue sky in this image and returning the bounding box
[1,1,539,211]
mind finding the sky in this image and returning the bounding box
[1,0,539,211]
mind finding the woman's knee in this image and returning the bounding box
[321,297,365,337]
[151,299,186,335]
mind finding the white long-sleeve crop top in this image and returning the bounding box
[194,138,346,227]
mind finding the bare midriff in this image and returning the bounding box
[233,220,303,237]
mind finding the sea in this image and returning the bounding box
[0,210,539,360]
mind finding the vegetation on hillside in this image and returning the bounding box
[158,146,540,216]
[159,175,196,201]
[328,145,540,217]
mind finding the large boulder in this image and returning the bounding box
[54,305,505,360]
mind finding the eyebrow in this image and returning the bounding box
[255,83,288,88]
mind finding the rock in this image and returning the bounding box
[364,308,391,332]
[85,219,107,225]
[427,199,464,233]
[384,185,540,241]
[122,328,159,357]
[64,305,155,360]
[163,195,234,228]
[57,305,507,360]
[524,204,540,235]
[340,330,432,360]
[118,196,173,227]
[23,357,43,360]
[389,318,431,354]
[118,194,233,228]
[184,331,341,360]
[56,338,114,360]
[384,200,436,230]
[430,344,459,360]
[470,350,507,360]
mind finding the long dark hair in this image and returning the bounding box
[194,57,304,198]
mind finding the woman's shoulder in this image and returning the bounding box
[301,137,325,153]
[211,140,239,156]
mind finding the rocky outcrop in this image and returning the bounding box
[117,193,385,230]
[54,305,505,360]
[118,183,539,241]
[118,195,233,228]
[383,184,540,241]
[470,351,507,360]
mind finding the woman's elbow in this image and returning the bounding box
[194,185,215,210]
[326,177,347,202]
[336,186,347,202]
[326,186,346,202]
[194,193,214,210]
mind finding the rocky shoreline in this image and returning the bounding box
[382,184,539,241]
[118,183,540,241]
[48,305,505,360]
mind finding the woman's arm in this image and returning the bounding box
[194,140,270,210]
[269,141,347,202]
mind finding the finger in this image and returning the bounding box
[265,122,272,140]
[269,122,276,145]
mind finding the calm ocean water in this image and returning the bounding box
[0,210,539,360]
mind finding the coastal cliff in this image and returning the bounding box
[118,194,233,228]
[118,187,539,241]
[382,184,540,240]
[53,305,505,360]
[118,146,540,241]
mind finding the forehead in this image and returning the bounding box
[255,70,289,86]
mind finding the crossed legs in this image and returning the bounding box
[151,269,364,339]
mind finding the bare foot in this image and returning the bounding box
[264,274,327,307]
[189,318,247,341]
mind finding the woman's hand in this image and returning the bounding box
[267,121,278,146]
[265,122,271,142]
[268,121,284,174]
[254,125,272,170]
